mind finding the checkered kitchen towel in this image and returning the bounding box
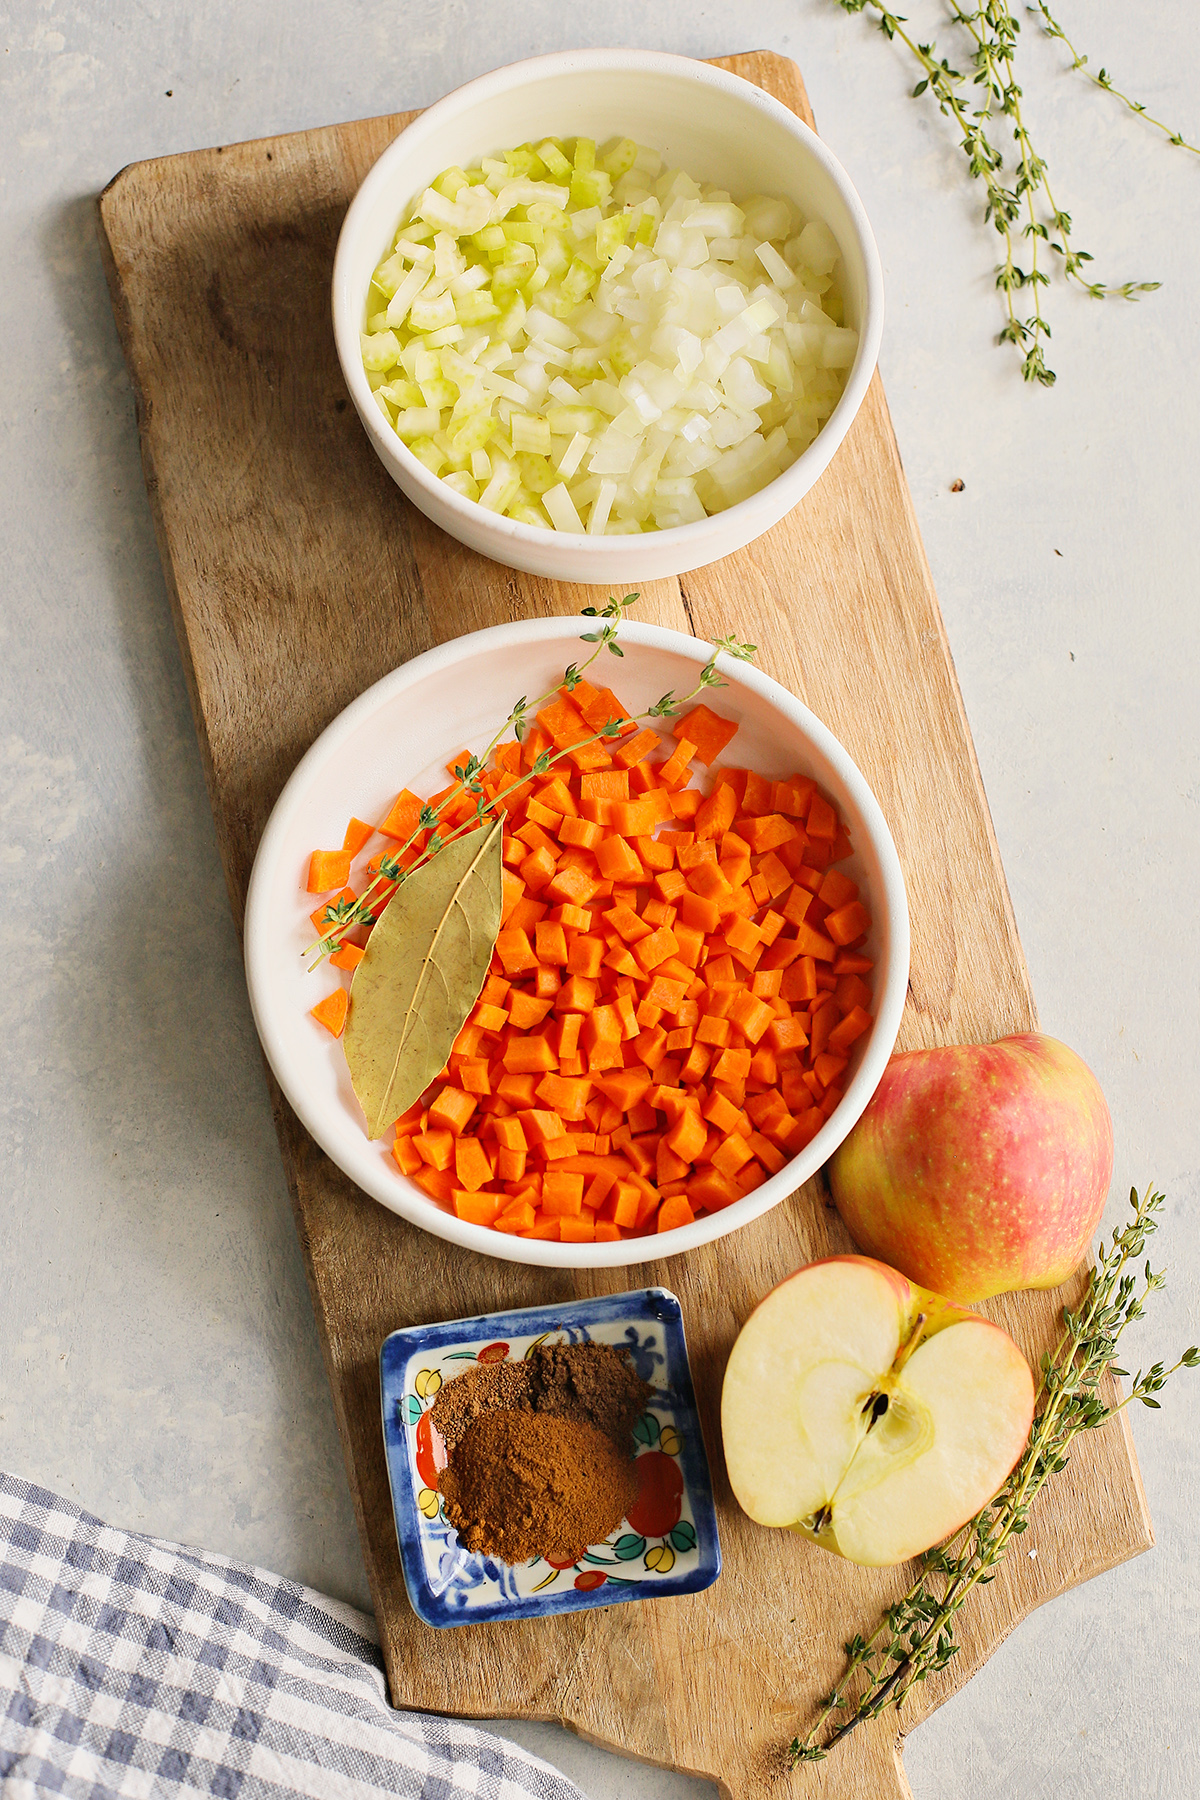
[0,1472,583,1799]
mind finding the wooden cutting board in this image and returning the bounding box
[97,52,1152,1799]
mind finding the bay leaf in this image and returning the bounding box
[344,816,504,1139]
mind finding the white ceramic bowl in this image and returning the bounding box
[243,618,909,1268]
[332,49,884,584]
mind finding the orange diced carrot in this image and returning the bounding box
[534,1073,592,1119]
[674,704,738,766]
[711,1134,754,1179]
[656,738,697,790]
[741,814,798,854]
[612,727,662,768]
[559,1214,596,1243]
[454,1137,493,1192]
[341,817,374,857]
[330,941,365,972]
[657,1194,695,1232]
[829,1005,873,1054]
[727,991,774,1043]
[566,934,605,979]
[807,793,838,840]
[495,927,539,975]
[392,1134,423,1176]
[309,986,348,1036]
[307,849,353,893]
[501,869,526,925]
[495,1146,528,1182]
[665,1106,706,1163]
[376,788,423,841]
[556,975,598,1015]
[826,901,871,946]
[416,1129,455,1172]
[502,1035,558,1074]
[558,815,604,851]
[791,921,837,962]
[453,1190,503,1226]
[428,1087,478,1136]
[608,798,658,837]
[520,1216,563,1240]
[493,1200,536,1234]
[546,863,601,906]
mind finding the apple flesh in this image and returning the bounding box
[721,1255,1034,1567]
[829,1033,1113,1305]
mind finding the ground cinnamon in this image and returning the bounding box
[432,1340,652,1564]
[439,1410,639,1564]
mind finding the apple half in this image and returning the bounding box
[721,1255,1035,1566]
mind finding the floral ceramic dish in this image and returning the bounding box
[379,1286,720,1627]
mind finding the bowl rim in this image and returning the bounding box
[243,616,910,1266]
[331,47,885,561]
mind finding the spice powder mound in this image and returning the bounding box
[431,1341,653,1565]
[439,1411,639,1564]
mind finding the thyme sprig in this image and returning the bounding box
[791,1185,1199,1764]
[835,1,1193,381]
[1029,2,1200,157]
[305,598,756,967]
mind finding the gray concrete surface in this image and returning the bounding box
[1,3,1197,1795]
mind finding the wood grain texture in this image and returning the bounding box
[97,52,1151,1799]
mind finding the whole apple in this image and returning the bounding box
[827,1033,1113,1305]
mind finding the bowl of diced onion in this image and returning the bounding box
[332,49,883,582]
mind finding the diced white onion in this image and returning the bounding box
[364,136,857,533]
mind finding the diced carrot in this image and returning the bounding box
[674,704,738,766]
[694,782,738,841]
[494,1199,537,1234]
[807,793,838,840]
[741,814,798,854]
[826,900,871,946]
[454,1137,493,1191]
[307,849,353,894]
[341,817,374,857]
[546,863,601,906]
[310,986,348,1036]
[329,941,365,972]
[653,1194,693,1232]
[495,927,539,975]
[377,788,424,841]
[428,1087,477,1136]
[656,738,697,790]
[791,921,837,962]
[415,1129,455,1172]
[453,1190,503,1226]
[612,727,662,768]
[392,1134,424,1176]
[829,1005,873,1054]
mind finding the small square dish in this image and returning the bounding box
[380,1287,721,1627]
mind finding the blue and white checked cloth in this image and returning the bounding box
[0,1472,584,1799]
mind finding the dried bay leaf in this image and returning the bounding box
[344,817,504,1139]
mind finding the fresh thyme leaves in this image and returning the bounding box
[303,595,757,968]
[1029,2,1200,158]
[834,1,1194,382]
[790,1185,1198,1764]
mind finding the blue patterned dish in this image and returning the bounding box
[380,1287,721,1628]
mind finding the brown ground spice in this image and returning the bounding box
[438,1410,640,1564]
[431,1340,653,1564]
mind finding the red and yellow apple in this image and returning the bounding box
[721,1256,1034,1566]
[828,1033,1112,1305]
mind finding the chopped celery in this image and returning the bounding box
[363,135,854,530]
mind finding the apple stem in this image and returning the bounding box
[891,1311,928,1378]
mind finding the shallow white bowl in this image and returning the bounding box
[243,618,909,1268]
[332,49,884,584]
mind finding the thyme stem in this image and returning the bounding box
[791,1185,1200,1764]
